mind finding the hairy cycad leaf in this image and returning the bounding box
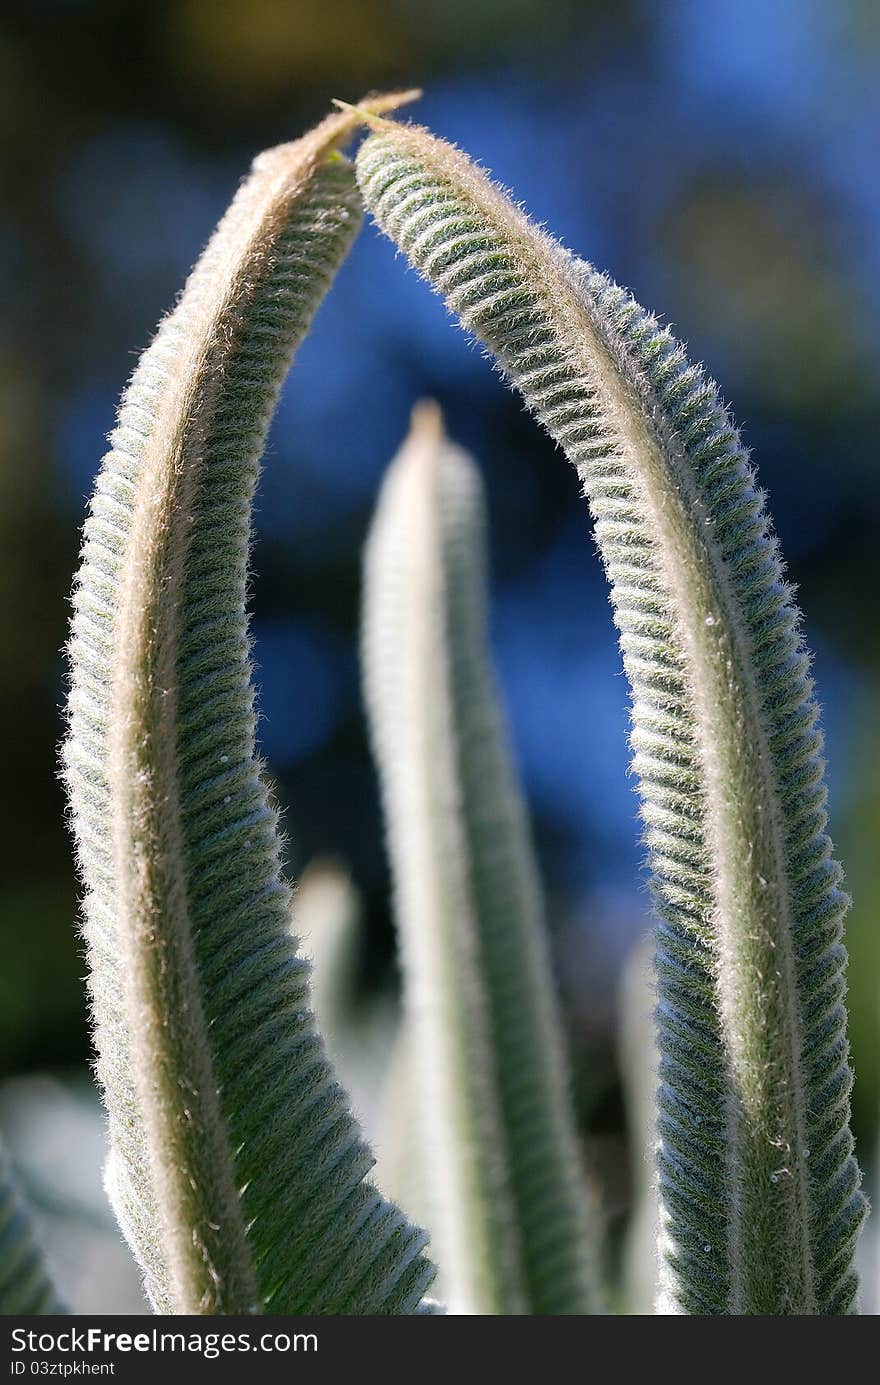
[362,402,600,1315]
[0,1136,64,1314]
[63,99,435,1315]
[355,118,866,1314]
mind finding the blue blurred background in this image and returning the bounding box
[1,0,878,1309]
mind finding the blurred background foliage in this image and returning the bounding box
[0,0,877,1310]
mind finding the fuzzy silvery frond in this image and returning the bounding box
[355,119,865,1314]
[0,1137,64,1314]
[362,403,600,1315]
[63,101,435,1316]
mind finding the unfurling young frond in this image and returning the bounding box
[355,117,865,1315]
[362,403,600,1314]
[63,99,435,1316]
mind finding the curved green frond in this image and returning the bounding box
[355,119,865,1315]
[0,1137,64,1315]
[362,402,600,1314]
[63,102,434,1315]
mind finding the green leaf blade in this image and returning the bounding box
[64,108,435,1316]
[362,403,599,1314]
[356,121,865,1315]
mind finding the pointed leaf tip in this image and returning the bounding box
[332,88,421,132]
[409,398,445,443]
